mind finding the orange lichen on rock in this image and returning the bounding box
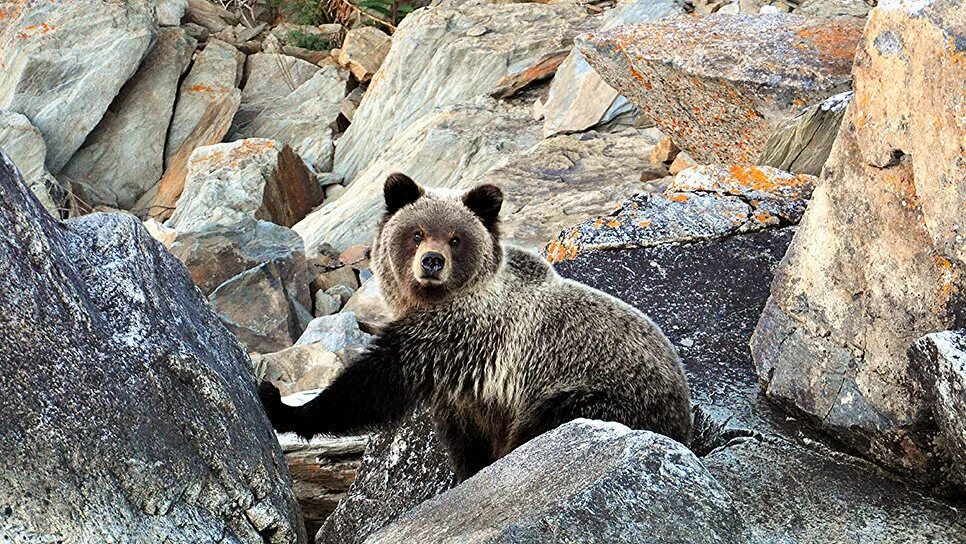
[668,193,689,203]
[185,85,228,93]
[605,219,621,228]
[934,255,957,299]
[638,220,651,228]
[545,240,580,263]
[797,23,862,62]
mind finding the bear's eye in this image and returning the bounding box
[449,236,460,247]
[413,231,423,243]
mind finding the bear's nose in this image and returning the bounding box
[421,252,445,276]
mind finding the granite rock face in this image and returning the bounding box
[541,0,684,138]
[332,0,596,183]
[0,0,157,173]
[577,14,862,165]
[909,330,966,489]
[547,164,815,260]
[61,28,196,210]
[368,420,749,544]
[750,0,966,481]
[0,152,304,543]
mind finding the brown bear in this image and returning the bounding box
[259,173,692,481]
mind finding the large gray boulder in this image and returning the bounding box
[541,0,684,138]
[368,420,749,544]
[0,0,157,173]
[577,14,861,166]
[0,152,304,543]
[0,110,57,214]
[750,0,966,481]
[61,27,196,210]
[332,0,596,183]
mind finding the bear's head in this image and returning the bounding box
[371,173,503,314]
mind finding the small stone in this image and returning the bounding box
[314,291,342,317]
[343,279,393,333]
[143,218,177,249]
[296,312,373,352]
[718,2,740,14]
[338,27,392,82]
[649,136,680,165]
[339,244,370,268]
[340,87,365,121]
[668,151,695,175]
[325,284,355,307]
[183,22,209,42]
[465,25,487,37]
[311,265,359,293]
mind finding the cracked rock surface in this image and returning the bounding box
[0,152,304,543]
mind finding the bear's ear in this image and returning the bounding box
[462,184,503,228]
[384,173,423,216]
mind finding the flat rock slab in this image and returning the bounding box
[547,165,815,260]
[368,420,750,544]
[0,152,303,543]
[577,13,861,164]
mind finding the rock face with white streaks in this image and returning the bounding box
[331,0,597,184]
[367,420,749,544]
[542,0,684,138]
[61,28,196,210]
[577,14,862,165]
[0,0,157,173]
[0,152,304,543]
[750,0,966,483]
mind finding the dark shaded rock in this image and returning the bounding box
[0,153,304,543]
[760,91,852,176]
[369,420,750,544]
[316,410,456,544]
[910,331,966,489]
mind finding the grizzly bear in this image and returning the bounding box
[259,173,692,481]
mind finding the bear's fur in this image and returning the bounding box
[260,173,693,481]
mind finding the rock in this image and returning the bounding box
[0,111,57,214]
[325,284,355,307]
[229,59,348,173]
[340,87,365,121]
[343,279,393,333]
[704,436,965,542]
[910,331,966,489]
[317,410,456,544]
[61,28,196,210]
[311,265,360,292]
[759,91,851,176]
[0,0,156,173]
[296,312,373,353]
[489,50,571,100]
[282,45,330,66]
[338,27,392,82]
[668,150,696,175]
[339,244,370,268]
[750,0,966,482]
[166,139,323,233]
[296,98,541,253]
[183,22,210,42]
[332,0,596,184]
[185,0,239,33]
[547,164,815,260]
[649,135,680,166]
[797,0,873,19]
[165,39,245,165]
[314,290,343,317]
[368,420,749,544]
[251,343,345,395]
[577,14,862,165]
[0,152,303,542]
[479,128,668,249]
[157,0,188,25]
[542,0,684,138]
[144,217,177,249]
[210,259,313,353]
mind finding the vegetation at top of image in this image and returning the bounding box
[286,29,339,51]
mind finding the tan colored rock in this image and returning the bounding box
[61,28,196,210]
[251,343,345,395]
[184,0,239,32]
[311,266,360,293]
[751,0,966,483]
[797,0,873,19]
[143,218,177,249]
[0,0,156,173]
[668,151,695,175]
[577,14,862,165]
[331,0,596,184]
[167,139,323,233]
[338,27,392,82]
[649,136,680,165]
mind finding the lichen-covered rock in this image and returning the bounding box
[167,139,323,233]
[759,91,852,176]
[909,331,966,489]
[547,165,815,261]
[61,28,196,210]
[295,98,541,253]
[542,0,684,138]
[0,111,57,214]
[317,410,456,544]
[230,60,348,173]
[577,14,862,165]
[368,420,749,544]
[0,0,157,173]
[332,0,596,183]
[0,152,304,543]
[750,0,966,483]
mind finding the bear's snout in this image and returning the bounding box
[421,252,446,277]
